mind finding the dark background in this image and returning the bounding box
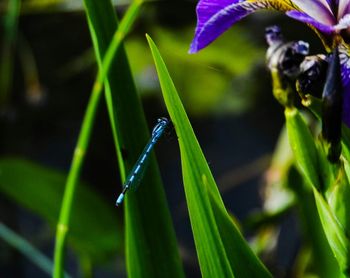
[0,1,326,277]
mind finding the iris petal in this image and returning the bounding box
[189,0,293,53]
[334,14,350,30]
[291,0,336,25]
[286,11,335,34]
[338,0,350,19]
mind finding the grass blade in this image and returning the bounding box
[147,34,272,277]
[83,1,184,277]
[53,1,154,277]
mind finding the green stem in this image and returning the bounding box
[53,82,102,278]
[53,2,143,277]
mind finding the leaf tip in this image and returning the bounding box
[145,33,153,44]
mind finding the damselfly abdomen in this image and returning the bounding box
[116,117,170,206]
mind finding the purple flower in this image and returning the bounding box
[189,0,350,126]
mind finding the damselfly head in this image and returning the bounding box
[152,117,170,136]
[157,117,169,125]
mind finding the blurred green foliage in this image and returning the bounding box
[0,158,122,263]
[127,26,264,115]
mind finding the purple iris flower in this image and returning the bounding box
[190,0,350,126]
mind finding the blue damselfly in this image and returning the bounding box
[116,117,170,206]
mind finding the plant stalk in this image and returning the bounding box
[53,2,142,277]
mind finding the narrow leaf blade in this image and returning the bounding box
[147,34,271,278]
[313,188,349,273]
[285,108,320,189]
[82,1,184,276]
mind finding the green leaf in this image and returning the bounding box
[302,95,350,163]
[342,126,350,162]
[328,166,350,237]
[0,158,121,262]
[302,95,322,121]
[285,108,320,189]
[284,108,350,273]
[82,1,184,277]
[288,168,340,278]
[147,34,271,278]
[54,2,145,274]
[313,187,350,274]
[314,139,340,194]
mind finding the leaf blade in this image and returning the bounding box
[147,34,272,278]
[82,1,184,277]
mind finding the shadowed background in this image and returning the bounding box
[0,0,326,277]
